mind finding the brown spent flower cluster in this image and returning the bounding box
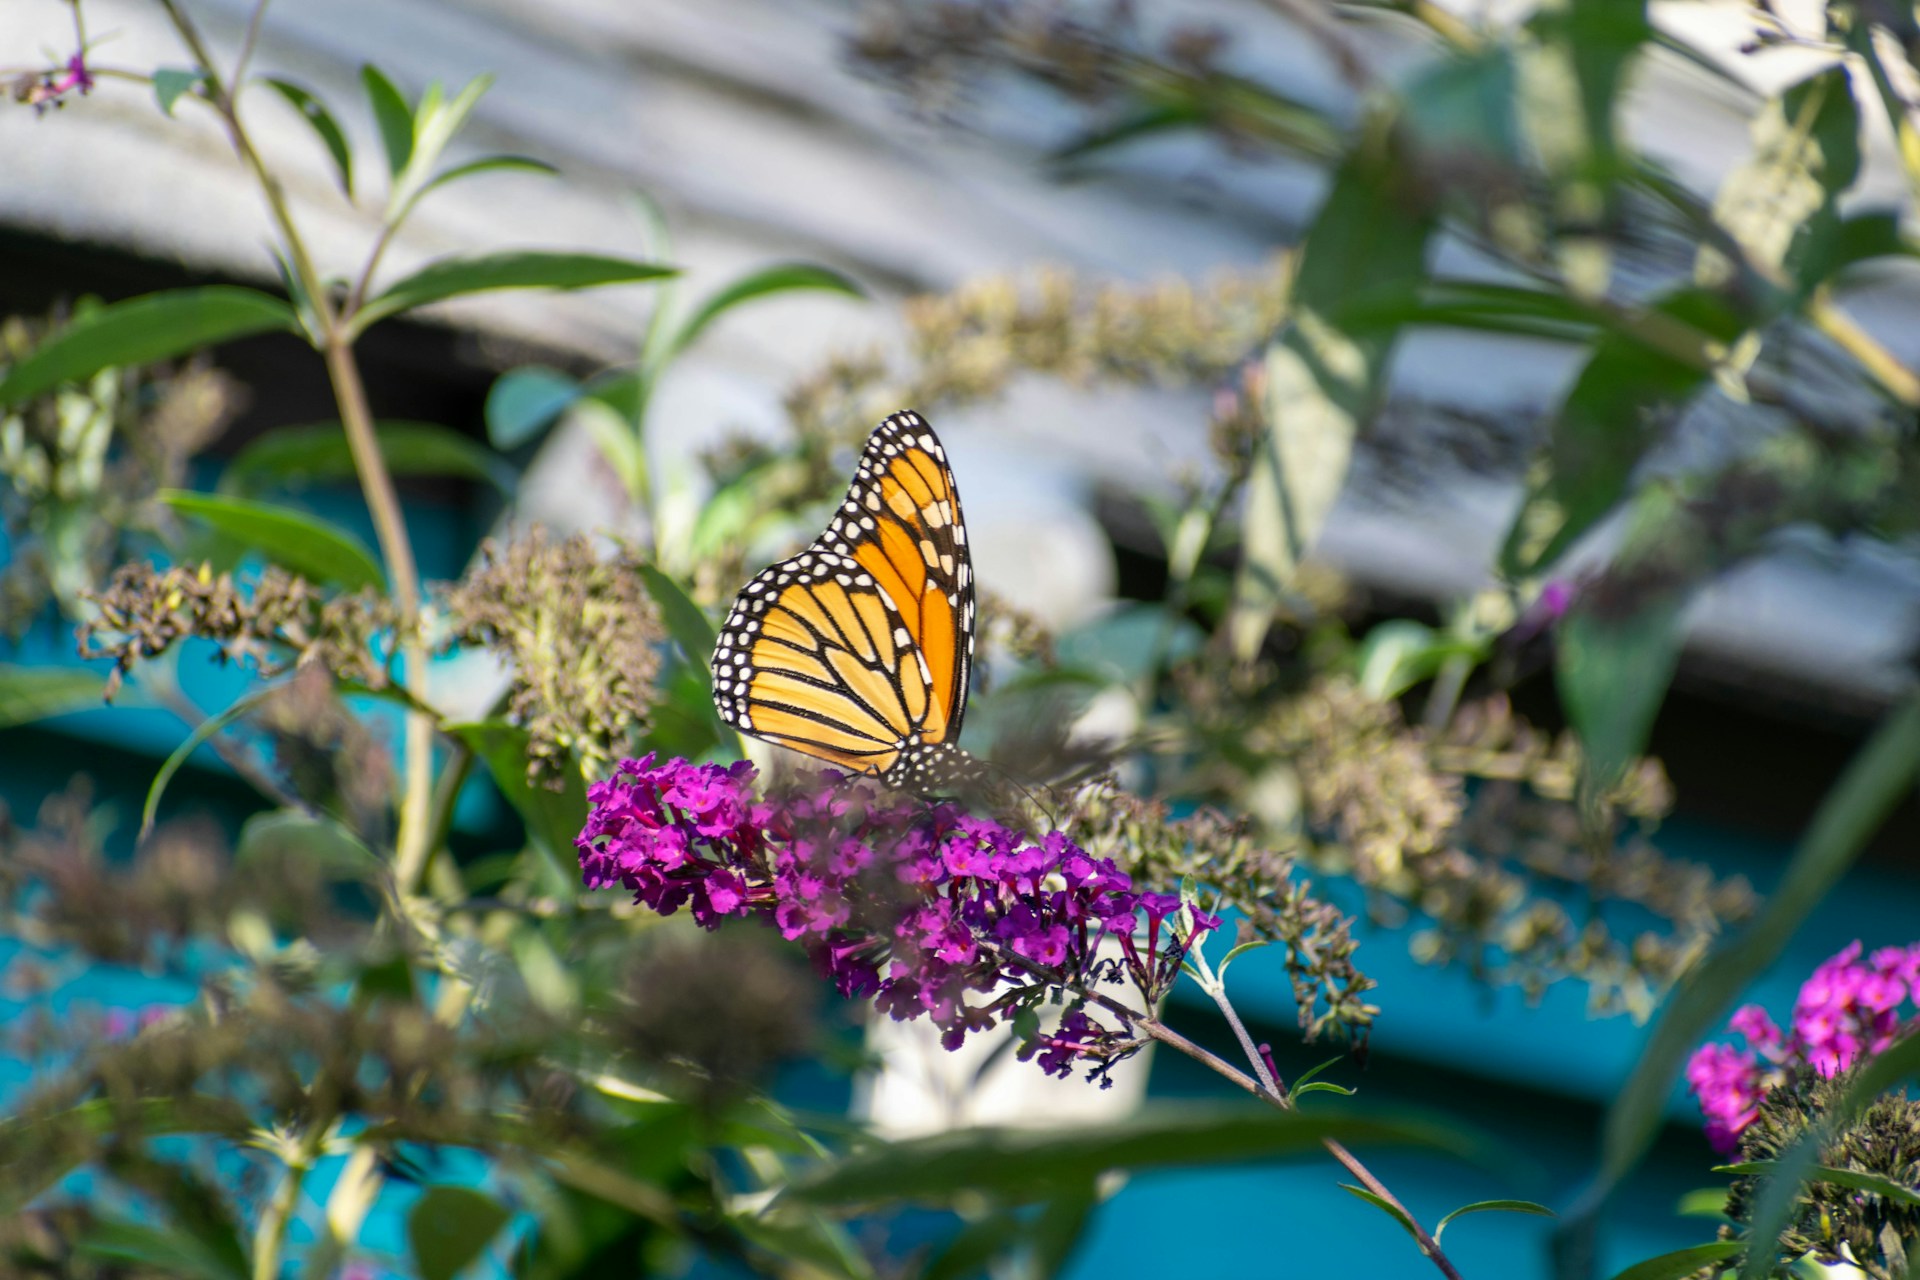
[1712,1070,1920,1279]
[1242,677,1754,1018]
[1,308,240,631]
[441,528,664,788]
[78,561,396,698]
[1064,782,1379,1046]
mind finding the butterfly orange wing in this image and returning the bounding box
[712,411,975,781]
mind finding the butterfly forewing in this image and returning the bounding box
[712,411,976,788]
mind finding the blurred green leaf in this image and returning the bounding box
[1798,209,1916,287]
[410,1185,511,1280]
[1229,132,1436,658]
[1355,620,1485,700]
[1052,102,1208,164]
[668,263,866,359]
[1675,1187,1730,1219]
[1605,1241,1744,1280]
[573,397,647,500]
[1434,1199,1555,1244]
[78,1217,247,1280]
[143,687,279,839]
[734,1212,876,1280]
[221,420,515,495]
[1570,691,1920,1255]
[1712,67,1859,283]
[486,367,582,449]
[398,75,493,210]
[153,68,205,117]
[355,251,676,332]
[0,664,108,729]
[1556,599,1683,789]
[924,1207,1024,1280]
[790,1105,1495,1206]
[1029,1181,1100,1278]
[419,153,557,202]
[158,490,385,591]
[235,809,378,879]
[451,720,588,887]
[1337,1183,1422,1242]
[361,64,415,177]
[0,287,297,408]
[264,78,353,195]
[1526,0,1653,186]
[1403,47,1522,171]
[637,564,717,677]
[1499,288,1741,577]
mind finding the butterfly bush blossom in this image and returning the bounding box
[1686,940,1920,1151]
[578,754,1219,1082]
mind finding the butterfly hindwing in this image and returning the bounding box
[712,411,976,788]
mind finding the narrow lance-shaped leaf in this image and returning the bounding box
[158,490,386,592]
[417,153,557,203]
[0,288,298,408]
[1434,1199,1556,1244]
[263,78,354,196]
[360,64,415,177]
[220,420,516,496]
[667,263,866,359]
[1603,1241,1744,1280]
[353,251,676,333]
[143,686,281,839]
[0,665,109,730]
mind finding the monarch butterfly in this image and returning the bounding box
[712,411,980,793]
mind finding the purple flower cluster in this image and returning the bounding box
[578,755,1218,1079]
[1687,940,1920,1152]
[15,54,94,112]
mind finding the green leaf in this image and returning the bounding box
[409,1185,511,1280]
[789,1104,1496,1206]
[1500,288,1746,578]
[450,720,589,888]
[1337,1183,1422,1242]
[1675,1187,1731,1219]
[361,65,415,178]
[1028,1181,1100,1278]
[1604,1241,1744,1280]
[1354,619,1480,700]
[354,251,676,333]
[1292,1081,1356,1099]
[1716,1162,1920,1207]
[78,1217,247,1280]
[668,263,866,359]
[0,664,108,728]
[263,79,354,196]
[1053,102,1209,164]
[1568,691,1920,1246]
[220,420,515,495]
[1711,68,1860,283]
[1289,1055,1346,1092]
[0,287,298,408]
[418,153,557,202]
[158,490,385,591]
[485,367,581,449]
[924,1208,1024,1280]
[636,563,717,674]
[1434,1199,1556,1244]
[734,1212,877,1280]
[234,810,378,880]
[143,686,280,840]
[153,68,205,117]
[1555,598,1684,789]
[1228,131,1436,658]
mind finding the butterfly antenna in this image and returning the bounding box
[974,756,1061,832]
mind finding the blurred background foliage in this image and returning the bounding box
[3,0,1920,1276]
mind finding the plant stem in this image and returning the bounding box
[251,1122,328,1280]
[322,337,435,889]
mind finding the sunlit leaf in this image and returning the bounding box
[1434,1199,1555,1244]
[158,490,385,591]
[355,252,676,332]
[409,1185,511,1280]
[1675,1187,1731,1219]
[264,78,353,195]
[0,664,108,729]
[734,1212,877,1280]
[790,1105,1496,1205]
[361,64,414,177]
[221,420,514,495]
[0,288,297,408]
[419,153,557,201]
[668,263,866,359]
[1710,67,1860,283]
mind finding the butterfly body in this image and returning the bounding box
[712,411,980,793]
